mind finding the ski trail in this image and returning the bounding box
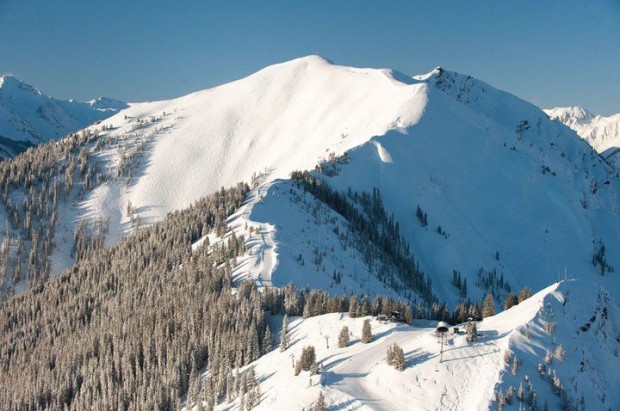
[227,174,279,287]
[323,324,504,411]
[327,326,429,411]
[253,182,278,286]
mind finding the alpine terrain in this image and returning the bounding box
[0,74,127,158]
[545,106,620,168]
[0,56,618,411]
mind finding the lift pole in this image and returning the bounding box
[439,332,445,363]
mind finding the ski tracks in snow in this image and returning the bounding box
[229,178,279,287]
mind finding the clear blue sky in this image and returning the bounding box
[1,0,618,114]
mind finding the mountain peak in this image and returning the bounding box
[0,75,40,96]
[0,74,19,86]
[546,105,620,158]
[0,75,125,157]
[87,96,129,112]
[545,106,594,123]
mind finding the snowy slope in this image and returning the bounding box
[491,280,620,410]
[2,56,619,305]
[86,55,425,227]
[231,64,620,305]
[2,56,618,410]
[545,106,620,168]
[0,75,126,158]
[197,280,618,410]
[224,177,411,301]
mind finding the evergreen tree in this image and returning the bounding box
[361,319,372,343]
[466,318,478,342]
[298,345,316,371]
[386,343,405,371]
[315,391,326,411]
[505,386,514,405]
[518,287,533,303]
[482,294,495,318]
[503,350,511,365]
[262,325,273,354]
[245,367,260,410]
[496,389,505,411]
[511,355,519,376]
[517,383,525,402]
[555,344,566,361]
[280,315,289,352]
[504,292,518,310]
[544,349,553,365]
[349,296,359,318]
[394,346,405,371]
[338,326,350,348]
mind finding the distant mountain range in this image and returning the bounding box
[545,106,620,168]
[0,75,126,158]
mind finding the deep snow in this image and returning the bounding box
[545,106,620,168]
[3,56,619,307]
[194,280,618,410]
[0,74,126,157]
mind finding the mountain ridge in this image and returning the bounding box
[0,56,618,411]
[0,74,127,158]
[545,106,620,168]
[0,56,616,302]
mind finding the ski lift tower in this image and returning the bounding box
[436,322,449,363]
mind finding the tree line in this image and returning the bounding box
[290,170,435,302]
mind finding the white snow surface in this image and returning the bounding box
[195,280,618,410]
[20,56,618,303]
[545,106,620,167]
[0,74,126,157]
[4,56,618,410]
[216,61,620,305]
[93,55,426,226]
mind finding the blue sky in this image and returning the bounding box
[1,0,618,114]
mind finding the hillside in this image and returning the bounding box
[227,63,620,306]
[209,280,618,410]
[545,106,620,168]
[0,56,618,306]
[0,56,618,410]
[0,75,126,158]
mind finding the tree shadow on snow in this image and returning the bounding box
[321,355,353,371]
[326,397,379,411]
[323,371,369,385]
[405,348,436,367]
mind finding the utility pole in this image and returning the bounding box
[437,324,449,363]
[439,332,446,363]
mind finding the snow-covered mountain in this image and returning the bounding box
[1,56,618,304]
[0,75,127,158]
[1,56,618,410]
[545,106,620,168]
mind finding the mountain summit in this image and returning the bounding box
[545,106,620,167]
[0,74,127,158]
[0,55,614,302]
